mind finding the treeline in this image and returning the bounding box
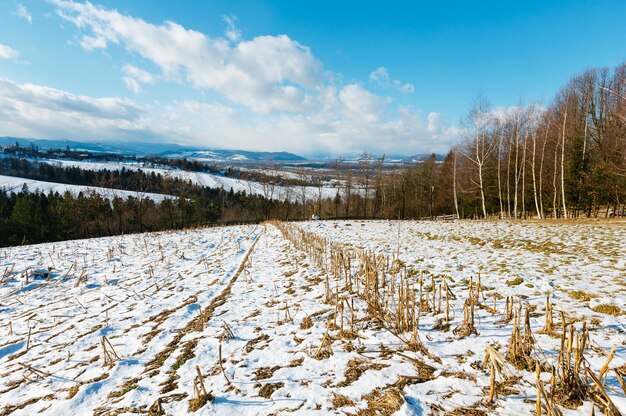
[0,158,324,246]
[0,157,331,246]
[313,62,626,219]
[0,190,207,245]
[1,145,313,187]
[1,157,207,196]
[2,143,221,173]
[452,62,626,219]
[0,184,314,246]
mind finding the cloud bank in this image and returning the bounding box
[0,1,460,156]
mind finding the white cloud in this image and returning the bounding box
[0,77,460,156]
[223,15,241,43]
[121,77,141,94]
[80,34,107,51]
[396,81,415,93]
[339,84,385,123]
[427,112,443,134]
[0,77,154,141]
[52,0,323,113]
[0,2,461,156]
[369,66,414,94]
[0,44,19,60]
[122,65,158,93]
[369,67,389,84]
[14,4,32,24]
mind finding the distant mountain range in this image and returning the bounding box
[0,137,307,162]
[399,153,446,163]
[0,137,445,164]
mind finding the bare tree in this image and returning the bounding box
[313,174,324,218]
[296,167,308,219]
[560,93,570,218]
[495,121,505,219]
[538,116,551,218]
[358,151,373,218]
[529,109,542,219]
[463,95,494,219]
[372,154,386,217]
[453,150,460,218]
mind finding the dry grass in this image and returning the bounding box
[446,406,489,415]
[67,385,79,400]
[506,277,523,286]
[332,393,355,408]
[257,382,284,399]
[108,378,139,399]
[172,339,198,371]
[188,394,212,412]
[0,395,56,416]
[245,334,270,353]
[300,316,313,329]
[569,290,597,302]
[288,357,304,367]
[253,366,280,381]
[355,387,404,416]
[338,358,388,387]
[592,304,624,316]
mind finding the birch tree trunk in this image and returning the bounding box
[552,142,559,218]
[531,128,542,219]
[521,130,528,219]
[506,134,512,218]
[478,145,487,219]
[513,115,520,219]
[497,131,504,219]
[453,151,460,218]
[538,118,551,218]
[560,97,569,219]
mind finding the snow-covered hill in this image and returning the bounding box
[37,159,342,201]
[0,175,173,201]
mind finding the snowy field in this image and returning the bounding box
[0,220,625,415]
[37,159,342,201]
[0,175,173,202]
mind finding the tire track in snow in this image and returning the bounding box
[96,225,266,412]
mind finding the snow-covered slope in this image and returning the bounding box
[0,175,173,201]
[1,220,623,415]
[38,159,342,201]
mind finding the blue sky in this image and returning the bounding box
[1,0,625,156]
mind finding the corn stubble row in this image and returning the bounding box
[274,221,625,415]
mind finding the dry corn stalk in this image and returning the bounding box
[543,295,554,333]
[102,336,120,366]
[218,339,230,385]
[484,346,507,402]
[221,321,235,340]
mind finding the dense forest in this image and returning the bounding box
[0,158,313,246]
[0,185,305,247]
